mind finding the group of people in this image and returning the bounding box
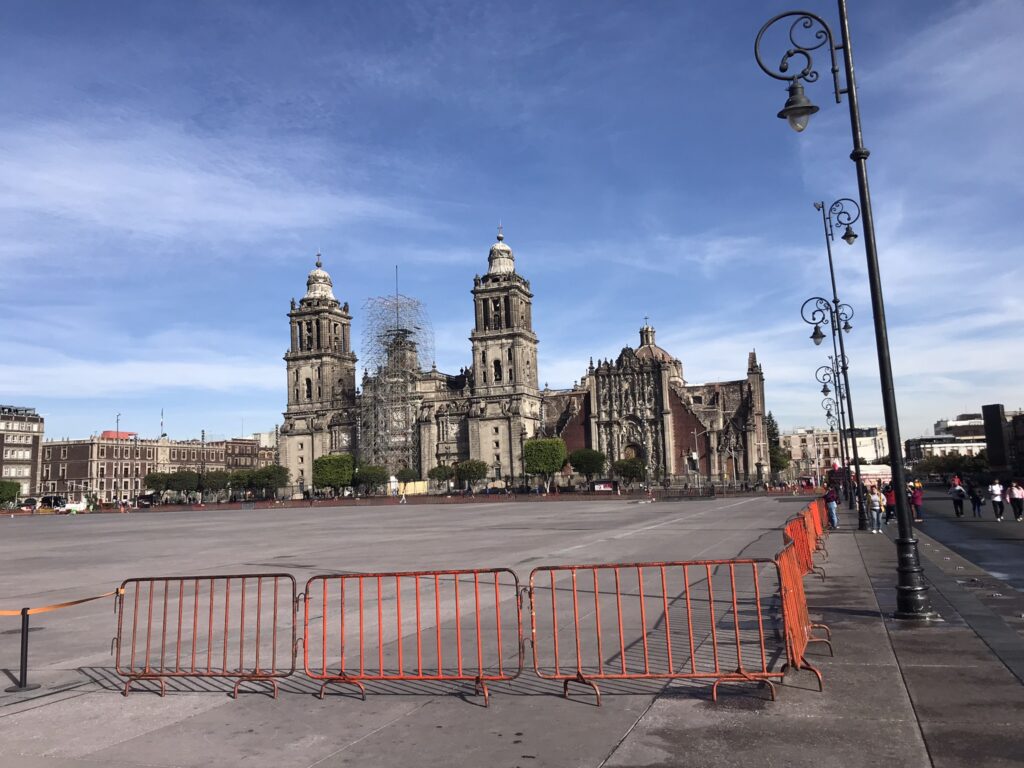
[948,477,1024,521]
[864,480,923,533]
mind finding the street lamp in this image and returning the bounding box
[756,4,935,619]
[817,368,848,487]
[803,296,861,505]
[815,197,867,525]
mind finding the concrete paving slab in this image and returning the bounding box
[900,663,1024,725]
[602,695,930,768]
[920,722,1023,768]
[0,692,227,759]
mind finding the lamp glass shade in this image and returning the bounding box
[787,112,811,132]
[821,384,830,397]
[778,80,819,133]
[843,320,853,333]
[811,324,826,346]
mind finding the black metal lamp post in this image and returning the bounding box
[756,3,936,619]
[802,296,865,526]
[817,371,847,481]
[815,197,867,526]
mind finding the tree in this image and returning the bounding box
[568,448,606,482]
[167,470,200,497]
[0,480,19,506]
[524,438,567,491]
[143,472,170,495]
[229,469,255,497]
[427,464,456,487]
[355,464,388,494]
[253,465,289,498]
[455,459,489,489]
[396,467,419,484]
[612,458,645,487]
[765,412,790,476]
[871,455,891,465]
[203,470,231,497]
[313,453,354,494]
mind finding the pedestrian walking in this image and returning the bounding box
[823,485,839,530]
[967,482,983,518]
[1007,480,1024,522]
[948,482,967,517]
[988,479,1005,521]
[868,484,885,533]
[883,483,896,524]
[908,483,924,522]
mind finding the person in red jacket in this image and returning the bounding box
[908,483,924,522]
[883,483,897,524]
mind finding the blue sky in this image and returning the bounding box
[2,0,1021,443]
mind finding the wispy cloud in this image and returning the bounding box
[0,119,426,245]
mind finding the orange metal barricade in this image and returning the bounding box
[807,499,829,554]
[775,542,831,688]
[783,515,825,580]
[528,559,788,704]
[114,574,297,697]
[303,568,523,706]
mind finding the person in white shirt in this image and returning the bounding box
[1007,481,1024,522]
[988,480,1005,521]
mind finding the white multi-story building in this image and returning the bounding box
[778,425,888,480]
[0,405,44,497]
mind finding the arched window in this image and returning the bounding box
[493,360,502,383]
[305,378,313,400]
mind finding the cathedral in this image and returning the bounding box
[279,230,769,493]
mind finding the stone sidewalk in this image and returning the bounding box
[605,506,1024,768]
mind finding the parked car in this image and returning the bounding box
[40,495,68,510]
[19,497,38,511]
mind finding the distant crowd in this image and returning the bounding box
[946,475,1024,522]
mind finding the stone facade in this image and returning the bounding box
[279,256,358,494]
[280,231,770,491]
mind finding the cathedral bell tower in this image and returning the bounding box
[280,254,357,496]
[466,227,541,484]
[470,227,539,394]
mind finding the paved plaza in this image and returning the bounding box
[1,497,1022,767]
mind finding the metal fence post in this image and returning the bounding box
[5,608,41,692]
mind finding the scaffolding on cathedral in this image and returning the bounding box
[359,293,435,473]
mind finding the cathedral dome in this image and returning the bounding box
[487,226,515,275]
[635,323,676,363]
[305,254,337,301]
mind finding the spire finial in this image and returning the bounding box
[315,251,322,269]
[644,315,649,327]
[496,220,504,242]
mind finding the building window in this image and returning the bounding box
[305,378,313,400]
[99,446,106,458]
[113,447,120,459]
[171,449,177,460]
[45,448,52,460]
